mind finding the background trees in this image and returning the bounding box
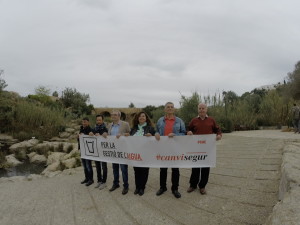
[0,70,7,92]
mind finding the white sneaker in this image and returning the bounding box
[95,182,101,188]
[99,182,107,190]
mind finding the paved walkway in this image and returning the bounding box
[0,130,299,225]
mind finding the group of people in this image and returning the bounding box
[78,102,222,198]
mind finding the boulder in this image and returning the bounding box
[5,154,23,166]
[279,144,300,200]
[62,158,77,169]
[42,161,61,174]
[9,139,39,160]
[265,187,300,225]
[65,128,75,133]
[59,132,71,139]
[46,152,66,165]
[30,154,47,164]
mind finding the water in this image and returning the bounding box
[0,159,46,177]
[0,144,45,178]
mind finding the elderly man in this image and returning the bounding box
[187,103,222,195]
[103,110,130,195]
[155,102,186,198]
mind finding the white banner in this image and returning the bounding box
[79,134,216,168]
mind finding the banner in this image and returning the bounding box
[79,134,216,168]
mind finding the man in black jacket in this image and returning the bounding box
[89,115,108,190]
[78,117,94,186]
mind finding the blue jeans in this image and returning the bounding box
[112,163,128,188]
[95,161,107,183]
[81,159,93,181]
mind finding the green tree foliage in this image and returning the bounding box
[142,105,158,119]
[0,70,8,92]
[178,92,200,125]
[61,87,92,116]
[151,105,165,123]
[286,61,300,99]
[128,102,135,108]
[52,91,59,97]
[35,85,51,96]
[0,92,65,140]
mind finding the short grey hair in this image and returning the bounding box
[165,102,174,107]
[111,110,121,116]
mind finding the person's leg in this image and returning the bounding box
[102,162,107,183]
[112,163,119,187]
[84,160,94,186]
[159,168,168,189]
[189,168,200,189]
[120,164,129,189]
[171,168,179,191]
[140,167,149,190]
[199,167,210,189]
[95,161,102,183]
[133,167,139,190]
[81,158,88,183]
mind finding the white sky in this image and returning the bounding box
[1,0,299,108]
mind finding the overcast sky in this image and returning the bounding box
[1,0,299,108]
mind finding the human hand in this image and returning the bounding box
[187,131,193,135]
[155,133,160,141]
[168,133,175,138]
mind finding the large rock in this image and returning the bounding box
[62,158,77,169]
[278,144,300,200]
[42,161,61,174]
[265,187,300,225]
[30,154,47,164]
[46,152,66,165]
[5,154,23,166]
[9,139,39,160]
[59,132,71,139]
[9,139,39,152]
[65,128,75,133]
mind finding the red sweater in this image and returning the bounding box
[188,116,222,136]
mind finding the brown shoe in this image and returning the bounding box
[187,187,195,193]
[200,188,207,195]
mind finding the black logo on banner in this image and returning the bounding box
[83,137,99,157]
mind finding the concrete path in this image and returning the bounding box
[0,130,299,225]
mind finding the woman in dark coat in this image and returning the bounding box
[128,111,155,196]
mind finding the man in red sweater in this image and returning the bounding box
[187,103,222,194]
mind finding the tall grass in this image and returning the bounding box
[12,100,66,140]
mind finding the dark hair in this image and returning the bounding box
[132,111,153,127]
[82,117,89,121]
[96,114,104,120]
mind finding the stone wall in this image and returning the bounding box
[264,142,300,225]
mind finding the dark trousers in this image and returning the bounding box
[95,161,107,183]
[112,163,129,188]
[134,167,149,190]
[189,167,210,189]
[81,159,93,181]
[160,168,179,191]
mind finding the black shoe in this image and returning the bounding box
[134,189,139,195]
[81,179,88,184]
[172,190,181,198]
[156,188,167,196]
[109,185,120,192]
[122,188,129,195]
[85,180,94,186]
[139,189,144,196]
